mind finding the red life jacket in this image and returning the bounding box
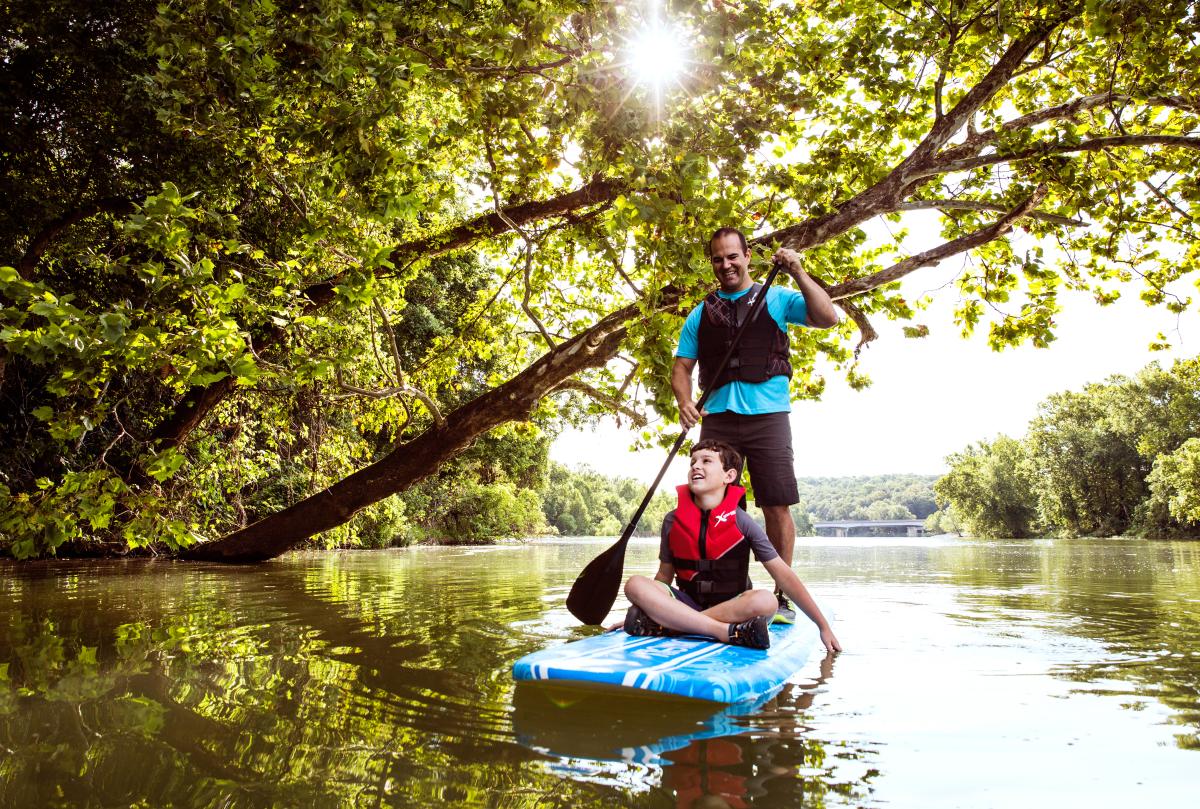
[667,484,752,608]
[664,739,750,809]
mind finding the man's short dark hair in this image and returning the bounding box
[692,438,742,472]
[707,227,748,256]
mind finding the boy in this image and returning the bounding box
[622,439,841,652]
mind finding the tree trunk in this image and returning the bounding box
[180,289,676,562]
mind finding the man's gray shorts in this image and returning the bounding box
[699,411,799,507]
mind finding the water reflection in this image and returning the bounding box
[0,552,627,808]
[512,652,864,807]
[0,538,1198,807]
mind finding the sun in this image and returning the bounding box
[626,19,688,94]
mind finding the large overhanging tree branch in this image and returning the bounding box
[763,17,1069,253]
[889,199,1082,227]
[830,186,1050,302]
[184,185,1054,562]
[943,94,1200,161]
[16,197,136,277]
[796,187,1052,352]
[144,176,625,453]
[145,19,1090,469]
[143,17,1081,466]
[180,290,678,561]
[554,379,648,428]
[898,19,1075,174]
[915,136,1200,178]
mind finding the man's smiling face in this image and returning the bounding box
[708,233,752,293]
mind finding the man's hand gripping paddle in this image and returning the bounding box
[565,257,789,625]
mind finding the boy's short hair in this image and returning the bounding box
[691,439,742,472]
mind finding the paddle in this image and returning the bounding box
[565,257,788,625]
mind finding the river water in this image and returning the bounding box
[1,536,1197,807]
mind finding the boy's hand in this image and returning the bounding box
[820,627,842,653]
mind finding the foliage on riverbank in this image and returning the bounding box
[4,2,1200,559]
[934,357,1200,538]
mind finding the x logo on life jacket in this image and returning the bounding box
[713,510,735,525]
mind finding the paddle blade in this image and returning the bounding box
[565,537,630,625]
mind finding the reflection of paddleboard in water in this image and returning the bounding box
[511,618,823,703]
[512,679,780,766]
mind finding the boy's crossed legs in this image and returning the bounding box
[623,575,777,648]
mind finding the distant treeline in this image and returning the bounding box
[541,465,939,538]
[311,439,941,547]
[932,357,1200,539]
[797,475,938,522]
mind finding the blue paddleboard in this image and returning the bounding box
[512,619,821,703]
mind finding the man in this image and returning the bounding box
[672,227,838,622]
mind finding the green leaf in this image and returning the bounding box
[99,312,129,342]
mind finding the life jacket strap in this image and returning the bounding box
[672,557,744,573]
[688,579,743,595]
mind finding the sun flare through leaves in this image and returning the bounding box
[621,5,691,115]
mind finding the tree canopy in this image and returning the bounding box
[3,0,1199,559]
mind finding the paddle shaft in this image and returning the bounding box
[565,258,788,623]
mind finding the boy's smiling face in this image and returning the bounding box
[688,448,737,497]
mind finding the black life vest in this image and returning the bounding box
[696,284,792,393]
[667,484,752,608]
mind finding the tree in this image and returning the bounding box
[4,1,1200,559]
[935,356,1200,537]
[539,462,672,537]
[935,435,1040,537]
[924,506,961,535]
[1144,438,1200,528]
[1025,386,1147,535]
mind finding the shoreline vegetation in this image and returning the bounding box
[11,353,1200,559]
[932,357,1200,540]
[5,5,1200,561]
[8,353,1200,560]
[21,466,943,559]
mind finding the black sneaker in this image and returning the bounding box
[623,605,667,637]
[773,593,796,625]
[727,615,771,649]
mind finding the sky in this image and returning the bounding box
[550,243,1197,488]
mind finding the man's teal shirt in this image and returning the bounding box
[675,286,809,415]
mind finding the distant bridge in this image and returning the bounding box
[812,519,927,538]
